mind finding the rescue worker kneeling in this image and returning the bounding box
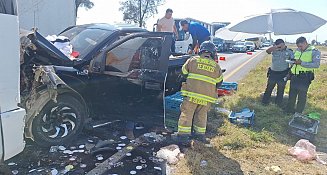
[177,41,223,144]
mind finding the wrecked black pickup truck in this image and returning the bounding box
[20,24,190,146]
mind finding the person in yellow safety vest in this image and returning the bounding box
[286,37,321,114]
[177,41,223,144]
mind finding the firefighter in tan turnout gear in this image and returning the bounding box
[177,41,223,144]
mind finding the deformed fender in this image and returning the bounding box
[24,66,88,140]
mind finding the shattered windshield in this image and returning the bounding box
[60,27,114,58]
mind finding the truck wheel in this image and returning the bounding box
[32,95,86,147]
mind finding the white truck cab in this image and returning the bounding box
[0,0,26,163]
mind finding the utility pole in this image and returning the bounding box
[316,35,318,44]
[139,0,142,27]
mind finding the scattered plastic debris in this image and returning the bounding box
[156,144,181,165]
[288,139,317,162]
[120,136,128,140]
[96,154,104,161]
[126,153,132,156]
[63,150,74,155]
[154,167,162,171]
[200,160,208,167]
[69,156,76,161]
[11,170,19,174]
[49,146,59,153]
[57,146,66,151]
[51,168,58,175]
[118,143,126,147]
[136,166,142,170]
[65,165,74,170]
[215,107,232,115]
[130,170,137,174]
[265,166,282,173]
[289,140,326,165]
[7,162,16,166]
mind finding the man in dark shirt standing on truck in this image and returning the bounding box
[262,39,294,107]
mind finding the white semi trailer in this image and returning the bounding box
[0,0,26,167]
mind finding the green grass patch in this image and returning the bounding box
[218,51,327,149]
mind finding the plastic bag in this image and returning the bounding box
[288,139,316,162]
[156,144,181,165]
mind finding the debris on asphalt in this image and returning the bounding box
[11,170,19,175]
[51,168,58,175]
[120,136,128,140]
[130,170,137,174]
[49,146,59,153]
[156,144,181,165]
[58,146,66,151]
[200,160,208,167]
[7,162,16,166]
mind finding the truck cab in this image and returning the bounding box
[0,0,26,164]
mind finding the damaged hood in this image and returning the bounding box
[21,29,73,66]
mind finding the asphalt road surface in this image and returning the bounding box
[218,49,268,82]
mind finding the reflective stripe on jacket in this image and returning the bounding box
[291,46,315,74]
[181,56,223,104]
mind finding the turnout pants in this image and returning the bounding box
[287,73,312,113]
[177,97,211,136]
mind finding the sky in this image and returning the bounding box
[77,0,327,43]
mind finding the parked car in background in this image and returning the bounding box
[245,41,256,51]
[232,41,247,53]
[213,37,228,52]
[262,42,272,47]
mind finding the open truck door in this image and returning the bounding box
[89,32,172,126]
[0,0,26,164]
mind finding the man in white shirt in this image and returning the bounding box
[157,8,178,53]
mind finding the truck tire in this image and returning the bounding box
[32,95,86,147]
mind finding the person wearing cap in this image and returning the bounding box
[157,8,178,53]
[262,39,294,107]
[176,41,223,144]
[180,20,211,54]
[286,37,321,114]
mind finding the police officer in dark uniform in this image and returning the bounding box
[286,37,321,114]
[262,39,294,106]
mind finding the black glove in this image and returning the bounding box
[177,73,187,83]
[216,81,223,88]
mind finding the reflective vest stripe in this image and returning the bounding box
[181,90,217,103]
[182,65,189,74]
[193,125,206,133]
[217,75,223,82]
[291,46,315,74]
[188,73,219,85]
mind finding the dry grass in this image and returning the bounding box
[172,51,327,175]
